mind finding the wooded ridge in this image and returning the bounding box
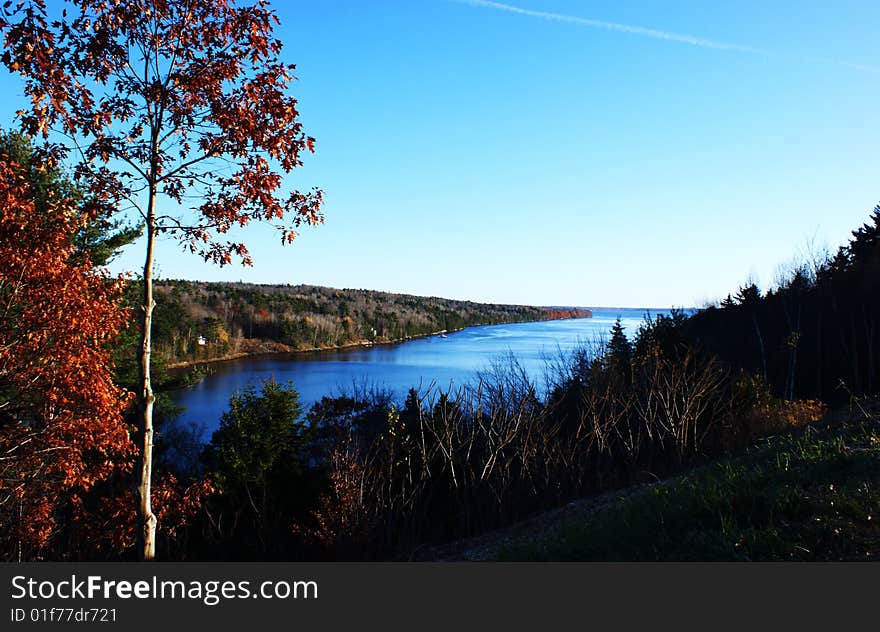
[143,280,592,367]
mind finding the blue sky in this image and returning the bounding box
[3,0,879,308]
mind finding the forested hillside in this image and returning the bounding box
[143,280,591,366]
[685,205,880,405]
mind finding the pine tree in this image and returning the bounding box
[606,318,632,376]
[0,131,138,266]
[848,204,880,266]
[735,282,762,306]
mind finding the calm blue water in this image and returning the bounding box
[167,307,671,439]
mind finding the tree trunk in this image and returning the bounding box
[863,305,875,394]
[752,312,767,383]
[850,313,861,393]
[815,311,823,400]
[787,305,802,402]
[136,193,158,561]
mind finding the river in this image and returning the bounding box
[167,307,673,440]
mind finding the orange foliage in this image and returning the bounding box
[747,399,827,437]
[778,399,827,428]
[544,308,592,320]
[0,151,133,559]
[293,447,369,554]
[75,474,214,557]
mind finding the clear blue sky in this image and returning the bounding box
[3,0,879,308]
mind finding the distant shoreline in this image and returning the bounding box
[165,314,592,374]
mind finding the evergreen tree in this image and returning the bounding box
[848,205,880,266]
[607,318,632,374]
[206,380,305,489]
[401,388,422,435]
[0,130,139,266]
[735,282,762,306]
[203,379,307,556]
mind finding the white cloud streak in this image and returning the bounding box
[453,0,879,73]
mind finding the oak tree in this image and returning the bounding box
[1,0,323,559]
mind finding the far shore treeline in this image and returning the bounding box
[144,281,592,369]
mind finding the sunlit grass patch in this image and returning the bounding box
[498,417,880,561]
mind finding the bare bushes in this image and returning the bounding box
[305,359,715,554]
[297,325,826,558]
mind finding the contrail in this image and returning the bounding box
[453,0,879,73]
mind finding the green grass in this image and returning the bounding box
[497,416,880,561]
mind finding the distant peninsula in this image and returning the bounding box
[143,281,592,369]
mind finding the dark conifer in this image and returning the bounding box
[607,318,632,375]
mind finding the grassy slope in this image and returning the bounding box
[496,409,880,561]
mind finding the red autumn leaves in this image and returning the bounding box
[0,150,132,558]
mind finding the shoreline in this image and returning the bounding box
[165,327,460,372]
[164,314,592,373]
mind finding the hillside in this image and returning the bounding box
[143,280,591,367]
[425,403,879,562]
[684,206,880,406]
